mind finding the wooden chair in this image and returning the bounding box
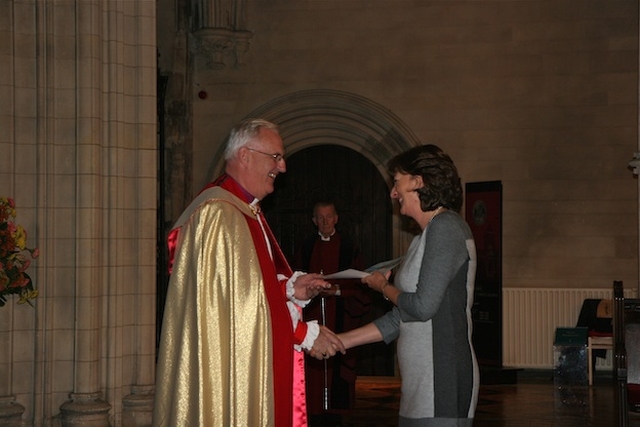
[578,298,613,385]
[587,300,613,385]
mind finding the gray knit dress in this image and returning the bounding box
[373,211,479,427]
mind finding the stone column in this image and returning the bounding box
[0,0,39,425]
[56,0,114,423]
[59,393,111,427]
[0,396,24,426]
[33,1,158,426]
[191,0,252,69]
[122,386,154,427]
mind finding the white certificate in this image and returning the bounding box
[321,257,404,280]
[321,269,370,280]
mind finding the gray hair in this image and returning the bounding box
[223,118,280,160]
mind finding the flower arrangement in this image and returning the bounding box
[0,197,39,307]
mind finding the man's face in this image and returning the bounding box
[243,128,287,200]
[313,205,338,238]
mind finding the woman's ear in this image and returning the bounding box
[412,175,424,190]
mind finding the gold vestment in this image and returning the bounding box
[153,188,275,426]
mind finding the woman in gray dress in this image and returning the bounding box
[338,144,479,427]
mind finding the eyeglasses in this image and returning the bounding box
[247,148,285,163]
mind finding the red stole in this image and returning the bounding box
[250,205,308,427]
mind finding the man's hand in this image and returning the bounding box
[293,273,331,300]
[319,284,340,297]
[307,326,346,360]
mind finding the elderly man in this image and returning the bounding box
[153,119,345,427]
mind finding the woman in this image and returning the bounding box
[339,144,479,427]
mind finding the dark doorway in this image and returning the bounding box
[263,144,396,376]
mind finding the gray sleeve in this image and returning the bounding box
[373,306,401,343]
[396,213,469,322]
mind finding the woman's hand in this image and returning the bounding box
[361,270,392,293]
[362,270,395,303]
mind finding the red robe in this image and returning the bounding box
[294,232,371,415]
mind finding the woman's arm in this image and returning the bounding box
[400,215,468,321]
[338,322,383,350]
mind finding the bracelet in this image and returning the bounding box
[382,282,390,301]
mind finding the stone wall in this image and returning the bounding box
[160,0,639,290]
[0,1,157,425]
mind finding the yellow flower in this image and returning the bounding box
[18,289,38,306]
[0,198,39,307]
[13,225,26,250]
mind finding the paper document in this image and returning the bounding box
[322,257,404,280]
[364,257,404,273]
[322,269,370,280]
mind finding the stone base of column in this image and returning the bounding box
[0,395,25,427]
[60,392,111,427]
[122,385,154,427]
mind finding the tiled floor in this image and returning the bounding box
[333,372,640,427]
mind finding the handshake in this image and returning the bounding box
[307,325,346,360]
[294,270,390,361]
[293,272,347,361]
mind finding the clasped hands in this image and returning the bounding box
[308,325,346,360]
[292,273,347,360]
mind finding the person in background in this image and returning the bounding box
[338,144,479,427]
[153,118,346,427]
[294,201,372,427]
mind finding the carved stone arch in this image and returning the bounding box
[246,89,419,177]
[244,90,422,376]
[212,88,422,259]
[211,89,420,178]
[214,90,420,258]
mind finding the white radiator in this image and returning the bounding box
[502,287,637,369]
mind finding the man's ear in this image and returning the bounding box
[312,216,318,226]
[237,146,250,166]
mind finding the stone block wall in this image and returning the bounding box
[162,0,639,290]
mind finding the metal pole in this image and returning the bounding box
[321,295,329,412]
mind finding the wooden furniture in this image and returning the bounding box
[578,298,613,385]
[588,335,613,385]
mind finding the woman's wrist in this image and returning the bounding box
[381,282,390,301]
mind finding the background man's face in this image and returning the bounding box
[313,205,338,238]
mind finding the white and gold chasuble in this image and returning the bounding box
[153,188,275,426]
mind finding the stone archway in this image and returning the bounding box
[211,88,422,257]
[263,143,396,376]
[228,89,423,376]
[220,89,420,176]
